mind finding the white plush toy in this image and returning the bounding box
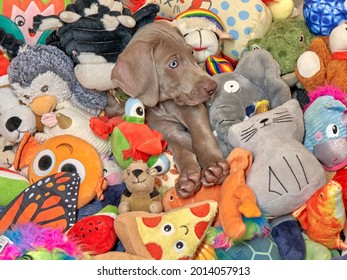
[34,103,112,156]
[172,15,232,67]
[0,86,36,145]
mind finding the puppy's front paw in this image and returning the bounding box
[176,168,202,198]
[201,159,229,186]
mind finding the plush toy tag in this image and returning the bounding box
[0,235,13,253]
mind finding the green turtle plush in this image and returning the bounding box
[215,235,282,260]
[246,16,315,86]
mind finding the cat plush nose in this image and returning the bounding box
[260,118,269,124]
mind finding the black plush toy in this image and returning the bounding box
[33,0,160,91]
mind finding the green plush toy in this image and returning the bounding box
[303,233,333,260]
[110,98,169,173]
[246,16,315,86]
[0,167,29,206]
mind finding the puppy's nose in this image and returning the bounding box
[6,116,22,132]
[132,169,143,178]
[204,80,217,96]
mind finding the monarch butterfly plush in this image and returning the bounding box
[0,172,80,234]
[13,132,107,209]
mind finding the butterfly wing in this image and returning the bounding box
[0,172,80,234]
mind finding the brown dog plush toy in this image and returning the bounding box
[118,161,163,214]
[295,21,347,93]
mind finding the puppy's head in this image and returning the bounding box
[111,21,217,107]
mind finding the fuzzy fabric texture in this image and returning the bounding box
[0,223,84,260]
[8,44,107,113]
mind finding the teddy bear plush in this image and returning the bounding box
[295,21,347,93]
[118,161,163,214]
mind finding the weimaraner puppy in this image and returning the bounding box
[111,20,229,198]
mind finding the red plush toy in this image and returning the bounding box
[66,206,118,255]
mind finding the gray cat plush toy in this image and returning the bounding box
[228,99,327,260]
[206,48,291,158]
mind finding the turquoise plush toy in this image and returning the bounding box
[303,85,347,172]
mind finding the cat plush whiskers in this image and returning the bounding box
[241,125,257,142]
[273,110,293,123]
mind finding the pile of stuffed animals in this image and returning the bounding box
[1,0,347,261]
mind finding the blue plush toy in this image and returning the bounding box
[303,85,347,172]
[303,0,347,36]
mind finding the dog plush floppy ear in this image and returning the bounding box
[111,40,159,107]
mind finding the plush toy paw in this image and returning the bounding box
[118,201,130,214]
[201,159,229,186]
[41,112,58,128]
[149,201,163,214]
[271,220,306,260]
[297,51,322,78]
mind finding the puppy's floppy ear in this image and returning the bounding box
[111,40,159,107]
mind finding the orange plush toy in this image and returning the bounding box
[295,21,347,93]
[13,132,107,209]
[163,147,265,240]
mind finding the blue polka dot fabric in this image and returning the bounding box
[156,0,273,61]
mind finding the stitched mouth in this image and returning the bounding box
[132,179,146,184]
[193,47,208,51]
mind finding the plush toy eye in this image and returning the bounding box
[23,95,30,100]
[14,15,25,27]
[148,154,170,175]
[169,59,179,69]
[174,240,186,253]
[299,34,304,43]
[250,44,260,50]
[162,223,174,235]
[224,80,240,93]
[325,124,339,138]
[58,159,86,182]
[125,98,145,118]
[41,85,49,92]
[32,149,56,177]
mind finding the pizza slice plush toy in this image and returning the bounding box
[114,200,218,260]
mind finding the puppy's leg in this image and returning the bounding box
[163,127,203,198]
[147,113,202,198]
[186,104,230,186]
